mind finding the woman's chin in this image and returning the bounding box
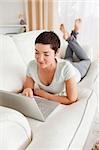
[38,63,46,68]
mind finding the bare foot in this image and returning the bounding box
[60,24,70,40]
[92,141,99,150]
[73,18,82,33]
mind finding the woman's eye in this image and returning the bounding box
[44,53,49,56]
[44,54,49,56]
[35,52,39,54]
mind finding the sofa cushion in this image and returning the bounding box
[0,35,26,92]
[12,30,45,66]
[26,88,97,149]
[0,106,31,150]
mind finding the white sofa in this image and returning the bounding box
[0,30,99,150]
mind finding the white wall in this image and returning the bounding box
[0,0,26,34]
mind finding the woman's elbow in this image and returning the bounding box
[67,96,78,105]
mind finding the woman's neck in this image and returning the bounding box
[37,59,57,86]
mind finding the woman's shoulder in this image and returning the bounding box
[56,58,75,80]
[28,60,36,67]
[27,60,37,73]
[56,58,73,68]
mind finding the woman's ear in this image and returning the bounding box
[55,48,61,57]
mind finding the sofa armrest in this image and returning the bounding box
[0,106,31,149]
[78,59,99,89]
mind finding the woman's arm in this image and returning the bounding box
[22,76,35,97]
[23,76,34,89]
[34,76,78,105]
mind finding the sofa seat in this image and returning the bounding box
[25,88,97,150]
[0,106,32,150]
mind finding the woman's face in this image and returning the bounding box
[35,43,56,69]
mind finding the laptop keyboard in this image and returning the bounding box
[34,96,59,119]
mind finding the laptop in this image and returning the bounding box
[0,90,60,122]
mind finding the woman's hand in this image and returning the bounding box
[22,88,33,97]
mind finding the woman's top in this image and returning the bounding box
[26,58,81,96]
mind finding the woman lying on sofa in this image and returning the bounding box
[22,19,91,105]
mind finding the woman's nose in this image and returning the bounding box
[37,54,44,62]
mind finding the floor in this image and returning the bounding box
[84,113,99,150]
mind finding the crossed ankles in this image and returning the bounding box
[92,141,99,150]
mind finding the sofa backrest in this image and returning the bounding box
[12,30,93,66]
[12,30,45,66]
[12,29,69,66]
[0,35,26,92]
[0,30,93,92]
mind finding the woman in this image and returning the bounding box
[22,19,90,105]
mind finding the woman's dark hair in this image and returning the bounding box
[35,31,61,53]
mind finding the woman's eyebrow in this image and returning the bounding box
[35,49,50,53]
[43,51,49,54]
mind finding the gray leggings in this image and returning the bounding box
[64,31,91,79]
